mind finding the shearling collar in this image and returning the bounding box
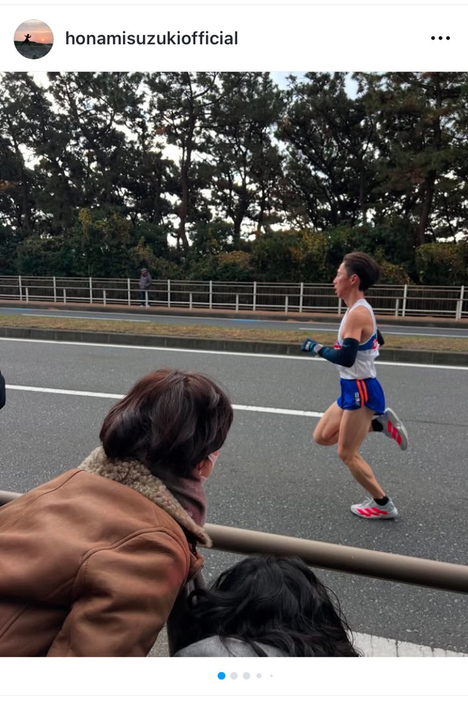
[78,447,211,548]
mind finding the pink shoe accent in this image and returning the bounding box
[357,506,389,517]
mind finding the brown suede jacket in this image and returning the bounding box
[0,447,209,657]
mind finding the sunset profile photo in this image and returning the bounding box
[14,20,53,59]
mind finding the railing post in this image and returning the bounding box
[167,279,171,308]
[458,285,465,319]
[103,290,106,306]
[127,278,131,306]
[145,290,149,308]
[25,287,29,304]
[395,298,400,317]
[89,277,93,304]
[19,275,22,302]
[285,295,289,314]
[53,276,57,303]
[209,280,213,310]
[63,289,66,304]
[299,282,303,313]
[402,284,408,317]
[338,298,342,315]
[253,281,257,312]
[189,292,193,309]
[236,294,239,312]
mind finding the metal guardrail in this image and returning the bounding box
[205,524,468,594]
[0,276,466,318]
[0,491,466,594]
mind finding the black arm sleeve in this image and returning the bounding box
[377,328,385,347]
[317,337,359,367]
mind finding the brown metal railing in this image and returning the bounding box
[205,524,468,594]
[0,490,467,594]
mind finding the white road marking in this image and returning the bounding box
[5,385,323,417]
[353,632,467,657]
[0,336,467,370]
[6,385,123,400]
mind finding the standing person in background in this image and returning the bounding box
[301,252,408,520]
[139,267,152,306]
[0,368,233,656]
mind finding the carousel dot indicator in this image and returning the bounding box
[218,672,226,680]
[230,673,238,679]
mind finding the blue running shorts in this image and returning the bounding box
[337,377,385,413]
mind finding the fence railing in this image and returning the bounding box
[0,276,466,318]
[0,490,466,594]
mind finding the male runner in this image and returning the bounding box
[301,251,408,519]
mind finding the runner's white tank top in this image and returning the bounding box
[336,298,379,380]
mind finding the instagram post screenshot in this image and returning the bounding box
[0,0,467,699]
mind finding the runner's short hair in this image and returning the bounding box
[343,252,380,291]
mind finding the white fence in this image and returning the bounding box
[0,276,466,319]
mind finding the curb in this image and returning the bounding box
[1,327,468,366]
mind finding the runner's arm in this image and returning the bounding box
[301,337,359,367]
[316,338,359,367]
[302,306,366,367]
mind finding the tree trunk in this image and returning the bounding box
[418,75,442,246]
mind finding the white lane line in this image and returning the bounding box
[6,385,123,400]
[353,632,467,657]
[5,385,323,417]
[232,404,322,418]
[1,336,467,370]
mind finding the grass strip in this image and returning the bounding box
[0,314,467,353]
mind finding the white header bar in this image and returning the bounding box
[1,4,465,70]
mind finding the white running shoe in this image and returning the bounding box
[351,496,398,519]
[374,407,408,451]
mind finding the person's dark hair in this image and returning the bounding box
[343,252,380,291]
[100,368,233,478]
[175,555,359,657]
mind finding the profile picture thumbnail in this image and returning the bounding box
[14,20,53,59]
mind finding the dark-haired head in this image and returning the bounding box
[100,368,233,479]
[343,251,380,291]
[176,555,359,657]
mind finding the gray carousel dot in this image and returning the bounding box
[243,672,250,679]
[257,673,262,678]
[231,673,238,680]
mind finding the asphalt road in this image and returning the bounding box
[2,306,468,338]
[1,336,467,652]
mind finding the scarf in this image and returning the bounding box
[77,446,211,547]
